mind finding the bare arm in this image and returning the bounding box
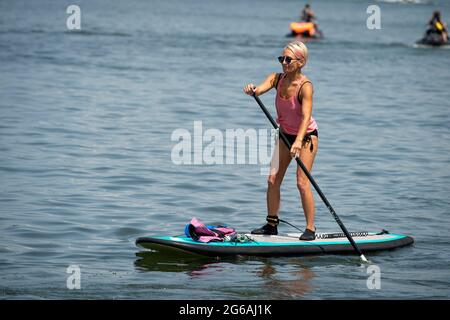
[243,73,278,96]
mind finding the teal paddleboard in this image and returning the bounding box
[136,231,413,257]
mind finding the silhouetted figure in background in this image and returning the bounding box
[427,11,448,42]
[301,4,316,23]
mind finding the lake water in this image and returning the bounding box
[1,0,449,299]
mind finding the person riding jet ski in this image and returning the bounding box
[301,4,316,23]
[417,11,449,46]
[289,4,323,39]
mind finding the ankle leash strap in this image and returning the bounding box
[266,216,279,225]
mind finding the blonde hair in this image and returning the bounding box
[285,41,308,65]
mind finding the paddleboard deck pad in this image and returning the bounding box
[136,231,414,257]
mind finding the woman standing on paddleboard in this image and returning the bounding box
[243,41,318,241]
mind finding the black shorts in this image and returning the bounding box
[282,129,318,145]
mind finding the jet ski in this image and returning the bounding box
[416,30,449,47]
[288,22,323,40]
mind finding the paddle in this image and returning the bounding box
[252,94,369,263]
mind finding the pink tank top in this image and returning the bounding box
[275,74,318,135]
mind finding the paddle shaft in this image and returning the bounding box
[253,94,368,262]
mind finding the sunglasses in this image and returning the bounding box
[277,56,300,64]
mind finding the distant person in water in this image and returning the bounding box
[301,4,316,23]
[298,3,320,38]
[427,10,448,42]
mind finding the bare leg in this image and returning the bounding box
[296,136,318,231]
[267,139,292,224]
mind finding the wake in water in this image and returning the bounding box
[376,0,437,4]
[413,43,450,48]
[0,28,131,37]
